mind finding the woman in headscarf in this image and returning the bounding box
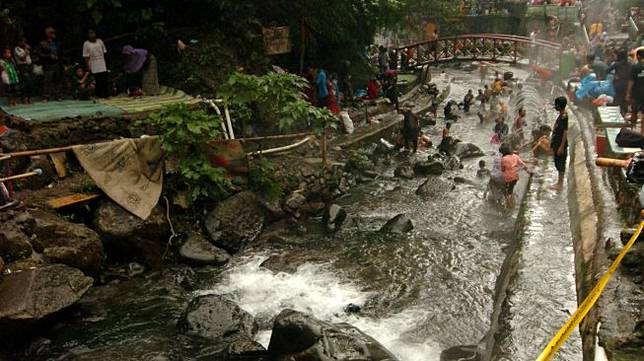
[121,45,159,96]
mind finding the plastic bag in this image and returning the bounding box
[340,111,354,134]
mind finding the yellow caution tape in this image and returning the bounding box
[536,221,644,361]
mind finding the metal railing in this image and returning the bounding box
[395,33,562,70]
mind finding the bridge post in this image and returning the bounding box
[492,39,497,61]
[513,40,518,64]
[452,39,457,62]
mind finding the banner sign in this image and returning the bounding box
[263,26,291,55]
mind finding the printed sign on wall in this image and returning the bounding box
[263,26,291,55]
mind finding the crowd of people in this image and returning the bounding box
[391,60,573,210]
[0,27,160,106]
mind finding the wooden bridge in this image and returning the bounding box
[395,33,562,70]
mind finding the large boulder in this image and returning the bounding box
[93,200,169,241]
[268,309,398,361]
[284,192,307,217]
[25,210,104,274]
[225,338,269,361]
[393,166,414,180]
[440,345,480,361]
[413,161,445,176]
[416,178,455,198]
[93,201,169,267]
[323,204,347,232]
[0,223,32,263]
[452,142,484,159]
[442,155,462,171]
[204,191,267,253]
[379,214,414,234]
[178,294,257,341]
[179,233,230,266]
[20,156,56,190]
[0,264,93,337]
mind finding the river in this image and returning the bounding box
[9,65,582,361]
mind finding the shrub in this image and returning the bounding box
[247,158,283,201]
[217,72,335,134]
[141,103,231,202]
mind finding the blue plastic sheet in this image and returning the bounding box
[575,73,615,100]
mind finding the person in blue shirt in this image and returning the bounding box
[316,68,329,107]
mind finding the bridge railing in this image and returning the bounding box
[394,34,562,70]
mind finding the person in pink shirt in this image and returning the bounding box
[500,144,531,209]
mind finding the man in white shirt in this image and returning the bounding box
[82,29,108,98]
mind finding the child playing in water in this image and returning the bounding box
[531,125,552,157]
[1,48,20,106]
[476,160,491,178]
[501,145,531,209]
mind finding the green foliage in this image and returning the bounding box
[345,151,374,173]
[247,158,283,201]
[389,0,462,36]
[218,72,335,134]
[141,103,231,202]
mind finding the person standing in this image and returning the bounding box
[549,96,569,190]
[1,48,20,106]
[627,49,644,133]
[501,145,531,209]
[401,103,419,153]
[438,122,452,155]
[122,45,159,96]
[608,49,632,116]
[37,27,64,102]
[339,60,353,104]
[14,38,33,104]
[378,46,388,75]
[513,107,526,141]
[315,68,329,107]
[83,29,108,98]
[463,89,474,113]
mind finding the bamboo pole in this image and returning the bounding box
[224,103,235,140]
[2,145,77,159]
[596,158,631,169]
[247,136,313,156]
[206,99,229,140]
[237,132,315,142]
[0,169,43,182]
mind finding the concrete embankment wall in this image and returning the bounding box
[567,106,643,361]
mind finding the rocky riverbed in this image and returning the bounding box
[0,64,598,361]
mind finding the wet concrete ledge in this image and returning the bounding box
[567,105,643,360]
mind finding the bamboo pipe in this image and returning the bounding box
[205,99,229,140]
[224,103,235,140]
[247,136,313,156]
[237,132,315,142]
[595,158,631,169]
[0,169,43,182]
[2,145,77,159]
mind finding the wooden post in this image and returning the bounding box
[513,40,518,63]
[364,101,369,125]
[299,19,306,74]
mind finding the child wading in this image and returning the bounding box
[1,48,20,106]
[500,144,531,209]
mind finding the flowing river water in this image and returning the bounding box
[11,66,583,361]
